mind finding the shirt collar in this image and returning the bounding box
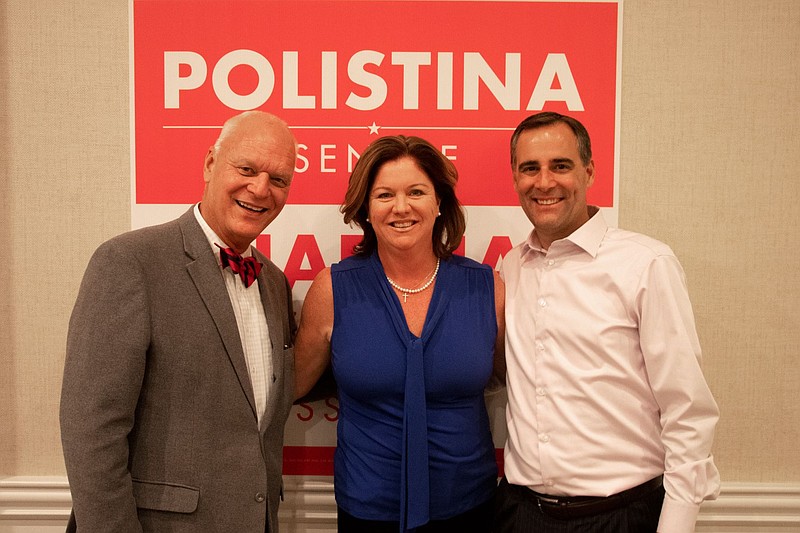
[522,206,607,259]
[193,203,254,264]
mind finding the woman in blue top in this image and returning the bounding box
[295,135,505,532]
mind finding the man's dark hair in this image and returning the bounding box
[510,112,593,167]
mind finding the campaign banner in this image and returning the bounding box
[131,0,622,476]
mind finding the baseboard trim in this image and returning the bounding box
[694,483,800,530]
[0,477,72,521]
[1,477,798,531]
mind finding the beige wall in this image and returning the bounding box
[1,0,797,483]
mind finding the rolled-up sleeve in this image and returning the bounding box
[637,254,721,532]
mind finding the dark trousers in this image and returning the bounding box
[493,477,664,533]
[338,496,494,533]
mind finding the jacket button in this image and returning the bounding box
[255,492,265,503]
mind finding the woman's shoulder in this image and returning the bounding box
[331,254,372,274]
[446,254,491,272]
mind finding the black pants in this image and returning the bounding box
[493,477,664,533]
[338,496,494,533]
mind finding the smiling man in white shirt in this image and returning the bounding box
[495,112,720,533]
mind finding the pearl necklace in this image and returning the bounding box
[386,258,440,303]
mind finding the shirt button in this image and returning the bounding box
[536,387,547,396]
[547,259,555,266]
[536,342,544,351]
[538,298,547,308]
[539,434,550,443]
[255,492,265,503]
[545,479,554,487]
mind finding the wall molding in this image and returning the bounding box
[1,477,798,532]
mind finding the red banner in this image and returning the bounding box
[133,0,619,207]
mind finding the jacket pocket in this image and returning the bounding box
[132,479,199,513]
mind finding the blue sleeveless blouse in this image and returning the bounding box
[330,253,497,531]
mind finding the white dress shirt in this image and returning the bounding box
[501,208,720,533]
[195,204,272,428]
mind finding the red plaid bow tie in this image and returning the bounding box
[218,245,262,288]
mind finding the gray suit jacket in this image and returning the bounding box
[60,208,296,532]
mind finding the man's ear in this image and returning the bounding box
[585,160,596,187]
[203,147,215,183]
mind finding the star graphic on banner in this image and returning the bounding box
[368,121,380,135]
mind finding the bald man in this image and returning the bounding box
[61,111,298,532]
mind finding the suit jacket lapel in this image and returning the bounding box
[178,208,258,421]
[255,252,286,432]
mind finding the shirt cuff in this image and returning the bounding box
[658,497,700,533]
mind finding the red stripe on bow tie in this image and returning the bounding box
[218,246,263,288]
